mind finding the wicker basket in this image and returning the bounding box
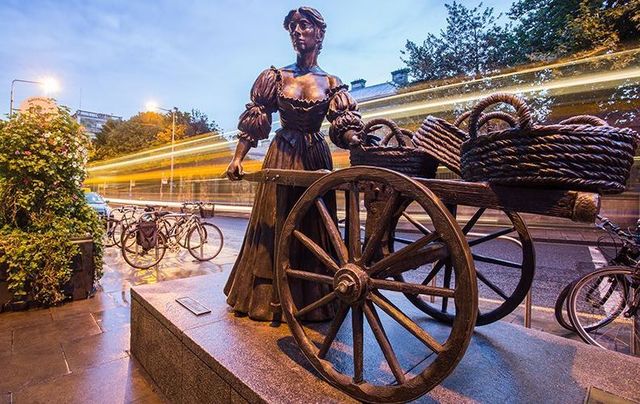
[460,93,639,194]
[350,118,439,178]
[412,111,517,176]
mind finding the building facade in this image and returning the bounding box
[73,110,122,138]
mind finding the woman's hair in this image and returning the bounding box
[283,7,326,51]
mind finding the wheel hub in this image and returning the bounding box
[333,264,369,304]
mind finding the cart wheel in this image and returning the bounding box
[393,208,535,326]
[277,167,477,403]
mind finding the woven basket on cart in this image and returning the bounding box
[454,110,517,132]
[460,93,639,194]
[413,110,517,176]
[350,118,439,178]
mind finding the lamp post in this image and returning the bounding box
[145,102,178,198]
[10,77,60,117]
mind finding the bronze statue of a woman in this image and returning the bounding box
[224,7,363,321]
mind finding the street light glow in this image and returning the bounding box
[145,101,159,112]
[40,77,60,95]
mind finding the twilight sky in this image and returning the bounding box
[1,0,513,131]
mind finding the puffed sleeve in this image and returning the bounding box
[327,86,364,149]
[236,67,279,147]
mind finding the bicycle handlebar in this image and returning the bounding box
[597,215,637,243]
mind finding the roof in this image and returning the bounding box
[349,82,397,102]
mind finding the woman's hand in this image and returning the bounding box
[226,159,244,181]
[344,130,362,147]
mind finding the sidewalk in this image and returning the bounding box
[0,216,628,402]
[0,217,241,404]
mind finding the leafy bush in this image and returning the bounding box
[0,106,104,305]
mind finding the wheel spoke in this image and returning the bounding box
[286,268,334,285]
[295,292,337,319]
[371,278,454,298]
[293,230,340,273]
[370,232,442,276]
[352,304,364,383]
[441,262,453,313]
[361,192,399,265]
[401,212,432,236]
[476,270,509,300]
[318,303,349,358]
[468,227,515,247]
[378,243,449,279]
[421,260,445,286]
[472,253,522,269]
[346,188,362,261]
[461,208,486,235]
[315,198,348,266]
[363,301,406,384]
[371,293,444,353]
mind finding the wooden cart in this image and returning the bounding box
[244,167,600,403]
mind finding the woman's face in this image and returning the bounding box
[287,12,320,54]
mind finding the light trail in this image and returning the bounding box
[361,68,640,120]
[88,47,639,173]
[359,47,640,107]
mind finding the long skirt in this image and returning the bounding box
[223,133,337,321]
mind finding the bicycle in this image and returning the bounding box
[120,202,223,269]
[555,215,640,354]
[103,205,144,248]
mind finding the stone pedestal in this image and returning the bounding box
[131,273,640,403]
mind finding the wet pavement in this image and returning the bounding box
[0,217,244,404]
[0,216,629,403]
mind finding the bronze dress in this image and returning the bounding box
[223,66,364,321]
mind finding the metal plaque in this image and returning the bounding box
[175,297,211,316]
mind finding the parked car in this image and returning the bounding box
[85,192,111,219]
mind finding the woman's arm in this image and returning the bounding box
[327,85,364,149]
[225,68,279,181]
[226,138,252,180]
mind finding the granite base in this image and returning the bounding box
[130,272,640,403]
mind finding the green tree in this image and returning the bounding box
[92,109,221,161]
[402,2,515,80]
[508,0,640,60]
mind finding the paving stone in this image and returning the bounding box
[61,325,130,372]
[92,305,131,332]
[49,293,117,321]
[0,308,52,331]
[0,330,12,359]
[12,357,159,404]
[0,343,69,394]
[12,312,102,354]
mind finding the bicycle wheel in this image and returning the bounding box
[121,228,167,269]
[554,281,576,331]
[103,218,120,248]
[568,266,637,353]
[187,223,223,261]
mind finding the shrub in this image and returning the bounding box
[0,106,104,305]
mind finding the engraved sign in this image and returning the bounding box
[176,297,211,316]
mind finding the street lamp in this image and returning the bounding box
[145,101,178,198]
[9,77,60,117]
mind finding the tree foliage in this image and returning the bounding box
[402,2,515,81]
[91,109,221,161]
[403,0,640,81]
[0,107,104,305]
